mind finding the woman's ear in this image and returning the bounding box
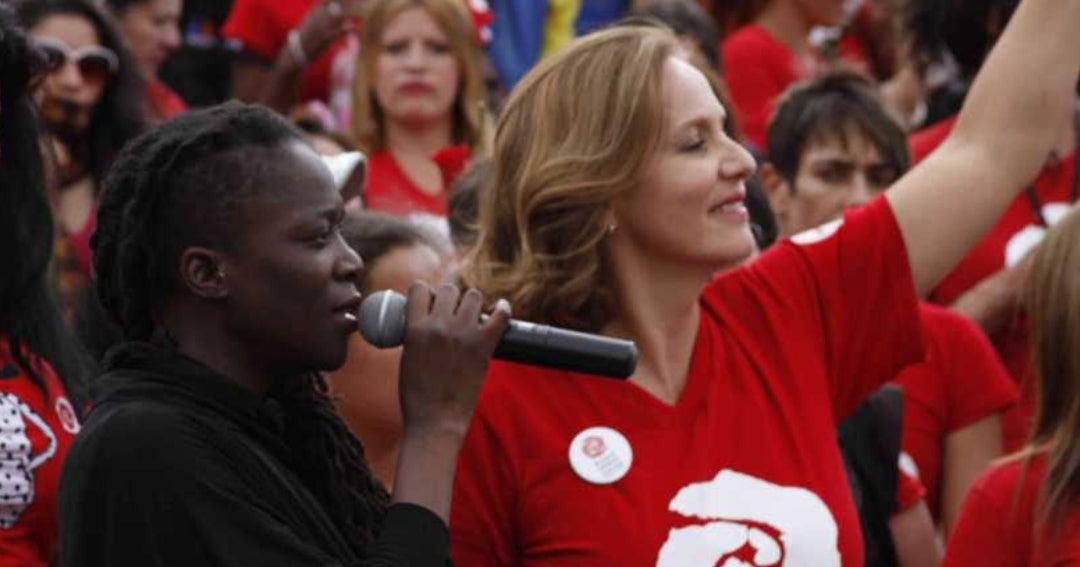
[759,162,791,230]
[178,247,230,300]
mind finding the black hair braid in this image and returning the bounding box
[93,103,391,552]
[271,373,390,551]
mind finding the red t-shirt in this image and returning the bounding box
[147,79,187,121]
[451,197,923,567]
[0,342,80,567]
[365,149,449,218]
[894,302,1018,519]
[943,453,1080,567]
[910,116,1076,452]
[221,0,349,103]
[722,24,804,150]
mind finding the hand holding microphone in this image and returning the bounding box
[391,283,510,430]
[360,289,639,379]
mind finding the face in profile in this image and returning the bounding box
[772,134,899,235]
[611,57,757,272]
[373,6,461,129]
[220,141,364,373]
[31,14,115,137]
[114,0,181,78]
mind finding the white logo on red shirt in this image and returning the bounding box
[0,394,58,529]
[656,469,840,567]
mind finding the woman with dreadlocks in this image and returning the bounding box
[57,102,509,567]
[0,5,90,566]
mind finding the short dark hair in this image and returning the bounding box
[766,70,909,183]
[341,212,436,293]
[93,102,388,550]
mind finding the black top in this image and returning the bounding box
[58,342,449,567]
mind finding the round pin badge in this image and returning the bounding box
[568,426,633,485]
[54,397,80,435]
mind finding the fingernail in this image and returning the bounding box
[494,298,511,316]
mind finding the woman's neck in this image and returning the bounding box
[384,118,454,160]
[755,0,812,53]
[383,119,455,195]
[603,249,710,406]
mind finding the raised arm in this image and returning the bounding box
[885,0,1080,296]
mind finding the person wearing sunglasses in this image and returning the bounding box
[16,0,147,329]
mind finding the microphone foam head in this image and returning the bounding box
[358,290,407,348]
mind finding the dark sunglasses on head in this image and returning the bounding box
[33,37,118,86]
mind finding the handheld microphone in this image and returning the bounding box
[358,290,638,379]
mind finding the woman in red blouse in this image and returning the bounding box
[350,0,490,221]
[450,0,1080,564]
[943,205,1080,567]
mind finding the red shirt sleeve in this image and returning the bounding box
[222,0,292,61]
[923,305,1019,431]
[745,197,924,420]
[896,468,926,513]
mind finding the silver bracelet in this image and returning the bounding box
[286,29,308,67]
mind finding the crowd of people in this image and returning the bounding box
[1,0,1079,566]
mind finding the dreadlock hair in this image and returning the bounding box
[92,102,389,551]
[0,2,89,403]
[16,0,147,185]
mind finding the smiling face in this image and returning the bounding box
[373,6,460,130]
[221,141,364,374]
[610,57,757,273]
[115,0,181,77]
[772,134,900,235]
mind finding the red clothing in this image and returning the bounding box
[894,303,1018,519]
[0,342,80,567]
[222,0,348,103]
[910,116,1076,452]
[722,24,804,150]
[943,453,1080,567]
[451,197,923,567]
[147,79,187,120]
[365,149,449,218]
[897,468,927,512]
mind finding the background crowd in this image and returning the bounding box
[1,0,1079,566]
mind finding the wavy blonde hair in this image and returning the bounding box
[461,25,680,332]
[351,0,490,154]
[1027,205,1080,524]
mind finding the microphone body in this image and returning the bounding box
[358,290,638,379]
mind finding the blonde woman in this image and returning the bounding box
[351,0,489,220]
[449,0,1080,564]
[942,205,1080,566]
